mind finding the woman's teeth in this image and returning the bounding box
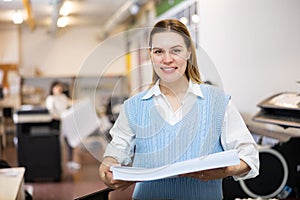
[161,67,177,71]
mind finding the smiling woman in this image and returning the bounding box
[99,18,259,200]
[150,31,190,85]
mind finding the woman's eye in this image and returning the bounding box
[172,49,182,54]
[154,49,163,54]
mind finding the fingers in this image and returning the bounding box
[112,181,135,191]
[99,158,134,191]
[191,171,210,181]
[181,168,227,181]
[99,166,134,191]
[103,171,118,189]
[183,171,207,180]
[103,172,134,191]
[99,162,114,188]
[99,163,110,182]
[99,157,119,185]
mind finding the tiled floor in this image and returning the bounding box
[1,136,134,200]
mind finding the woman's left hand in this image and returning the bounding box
[180,159,250,181]
[181,167,229,181]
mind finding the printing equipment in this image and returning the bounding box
[253,92,300,129]
[223,92,300,199]
[14,106,62,182]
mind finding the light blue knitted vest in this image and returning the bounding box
[124,84,230,200]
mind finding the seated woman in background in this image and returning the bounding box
[45,81,80,170]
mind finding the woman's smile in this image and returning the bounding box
[160,66,178,73]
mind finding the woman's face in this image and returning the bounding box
[52,84,63,95]
[150,32,190,83]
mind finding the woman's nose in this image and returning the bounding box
[162,51,173,63]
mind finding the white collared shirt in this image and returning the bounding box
[105,80,259,180]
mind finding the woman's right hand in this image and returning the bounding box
[99,157,135,191]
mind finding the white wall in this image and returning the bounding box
[199,0,300,130]
[21,26,126,77]
[0,26,19,63]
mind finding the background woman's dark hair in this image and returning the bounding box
[49,81,70,97]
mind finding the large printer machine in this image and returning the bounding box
[223,91,300,199]
[253,92,300,129]
[13,105,62,182]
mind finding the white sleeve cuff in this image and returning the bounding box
[232,157,259,181]
[103,143,132,165]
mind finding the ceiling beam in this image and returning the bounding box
[48,0,64,36]
[22,0,35,30]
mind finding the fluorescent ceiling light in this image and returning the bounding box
[12,10,23,24]
[57,16,68,27]
[191,14,200,24]
[129,3,139,15]
[179,17,188,25]
[60,1,72,16]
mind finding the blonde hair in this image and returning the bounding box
[149,19,203,85]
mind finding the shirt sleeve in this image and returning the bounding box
[45,96,54,113]
[221,100,260,180]
[103,104,135,165]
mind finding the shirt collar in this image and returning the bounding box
[142,79,204,100]
[188,80,204,98]
[142,80,160,100]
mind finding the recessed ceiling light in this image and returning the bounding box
[59,1,72,16]
[179,17,188,25]
[12,10,23,24]
[129,3,139,15]
[191,14,200,24]
[57,16,68,27]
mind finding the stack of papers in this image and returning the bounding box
[269,93,300,108]
[111,150,240,181]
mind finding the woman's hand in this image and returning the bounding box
[99,157,135,191]
[180,159,250,181]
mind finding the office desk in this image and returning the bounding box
[0,167,25,200]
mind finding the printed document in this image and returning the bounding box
[111,150,239,181]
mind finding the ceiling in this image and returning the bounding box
[0,0,146,31]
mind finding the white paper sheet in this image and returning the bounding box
[61,98,99,147]
[111,150,240,181]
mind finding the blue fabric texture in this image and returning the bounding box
[124,84,230,200]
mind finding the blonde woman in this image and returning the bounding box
[99,19,259,199]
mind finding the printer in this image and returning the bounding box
[14,105,62,182]
[13,105,52,124]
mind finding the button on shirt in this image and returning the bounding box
[104,80,259,180]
